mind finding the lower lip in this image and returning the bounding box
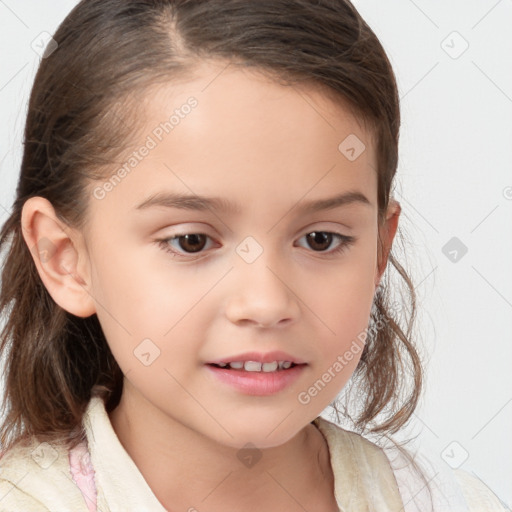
[205,364,307,396]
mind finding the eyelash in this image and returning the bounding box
[156,231,356,260]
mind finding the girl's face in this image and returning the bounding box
[78,61,398,448]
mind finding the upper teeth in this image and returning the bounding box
[217,361,293,371]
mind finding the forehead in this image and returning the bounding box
[87,61,377,224]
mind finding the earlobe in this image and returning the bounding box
[375,199,401,288]
[20,196,96,318]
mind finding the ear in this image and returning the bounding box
[375,198,401,289]
[20,196,96,318]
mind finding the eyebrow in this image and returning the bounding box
[135,190,371,215]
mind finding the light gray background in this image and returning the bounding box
[0,0,511,507]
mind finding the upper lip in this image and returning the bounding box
[207,351,307,365]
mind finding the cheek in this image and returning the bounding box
[306,237,377,333]
[300,280,372,411]
[91,253,218,382]
[304,238,376,380]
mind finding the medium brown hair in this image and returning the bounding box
[0,0,429,501]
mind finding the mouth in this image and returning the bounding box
[205,360,307,395]
[207,360,303,372]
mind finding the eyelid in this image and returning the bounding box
[156,224,356,260]
[294,220,355,236]
[158,222,350,242]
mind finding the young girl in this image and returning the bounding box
[0,1,507,511]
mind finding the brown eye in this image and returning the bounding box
[158,230,355,260]
[305,231,333,251]
[175,234,208,253]
[159,233,213,257]
[296,231,356,256]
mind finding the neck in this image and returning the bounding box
[108,384,336,512]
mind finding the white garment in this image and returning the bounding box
[0,395,509,511]
[313,416,509,512]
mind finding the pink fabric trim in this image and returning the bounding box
[69,441,97,512]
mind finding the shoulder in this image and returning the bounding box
[313,417,510,512]
[0,481,49,512]
[382,438,510,512]
[313,416,405,510]
[452,468,510,512]
[313,415,400,472]
[0,437,90,512]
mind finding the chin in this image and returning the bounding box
[208,415,309,450]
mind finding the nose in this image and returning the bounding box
[224,252,300,328]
